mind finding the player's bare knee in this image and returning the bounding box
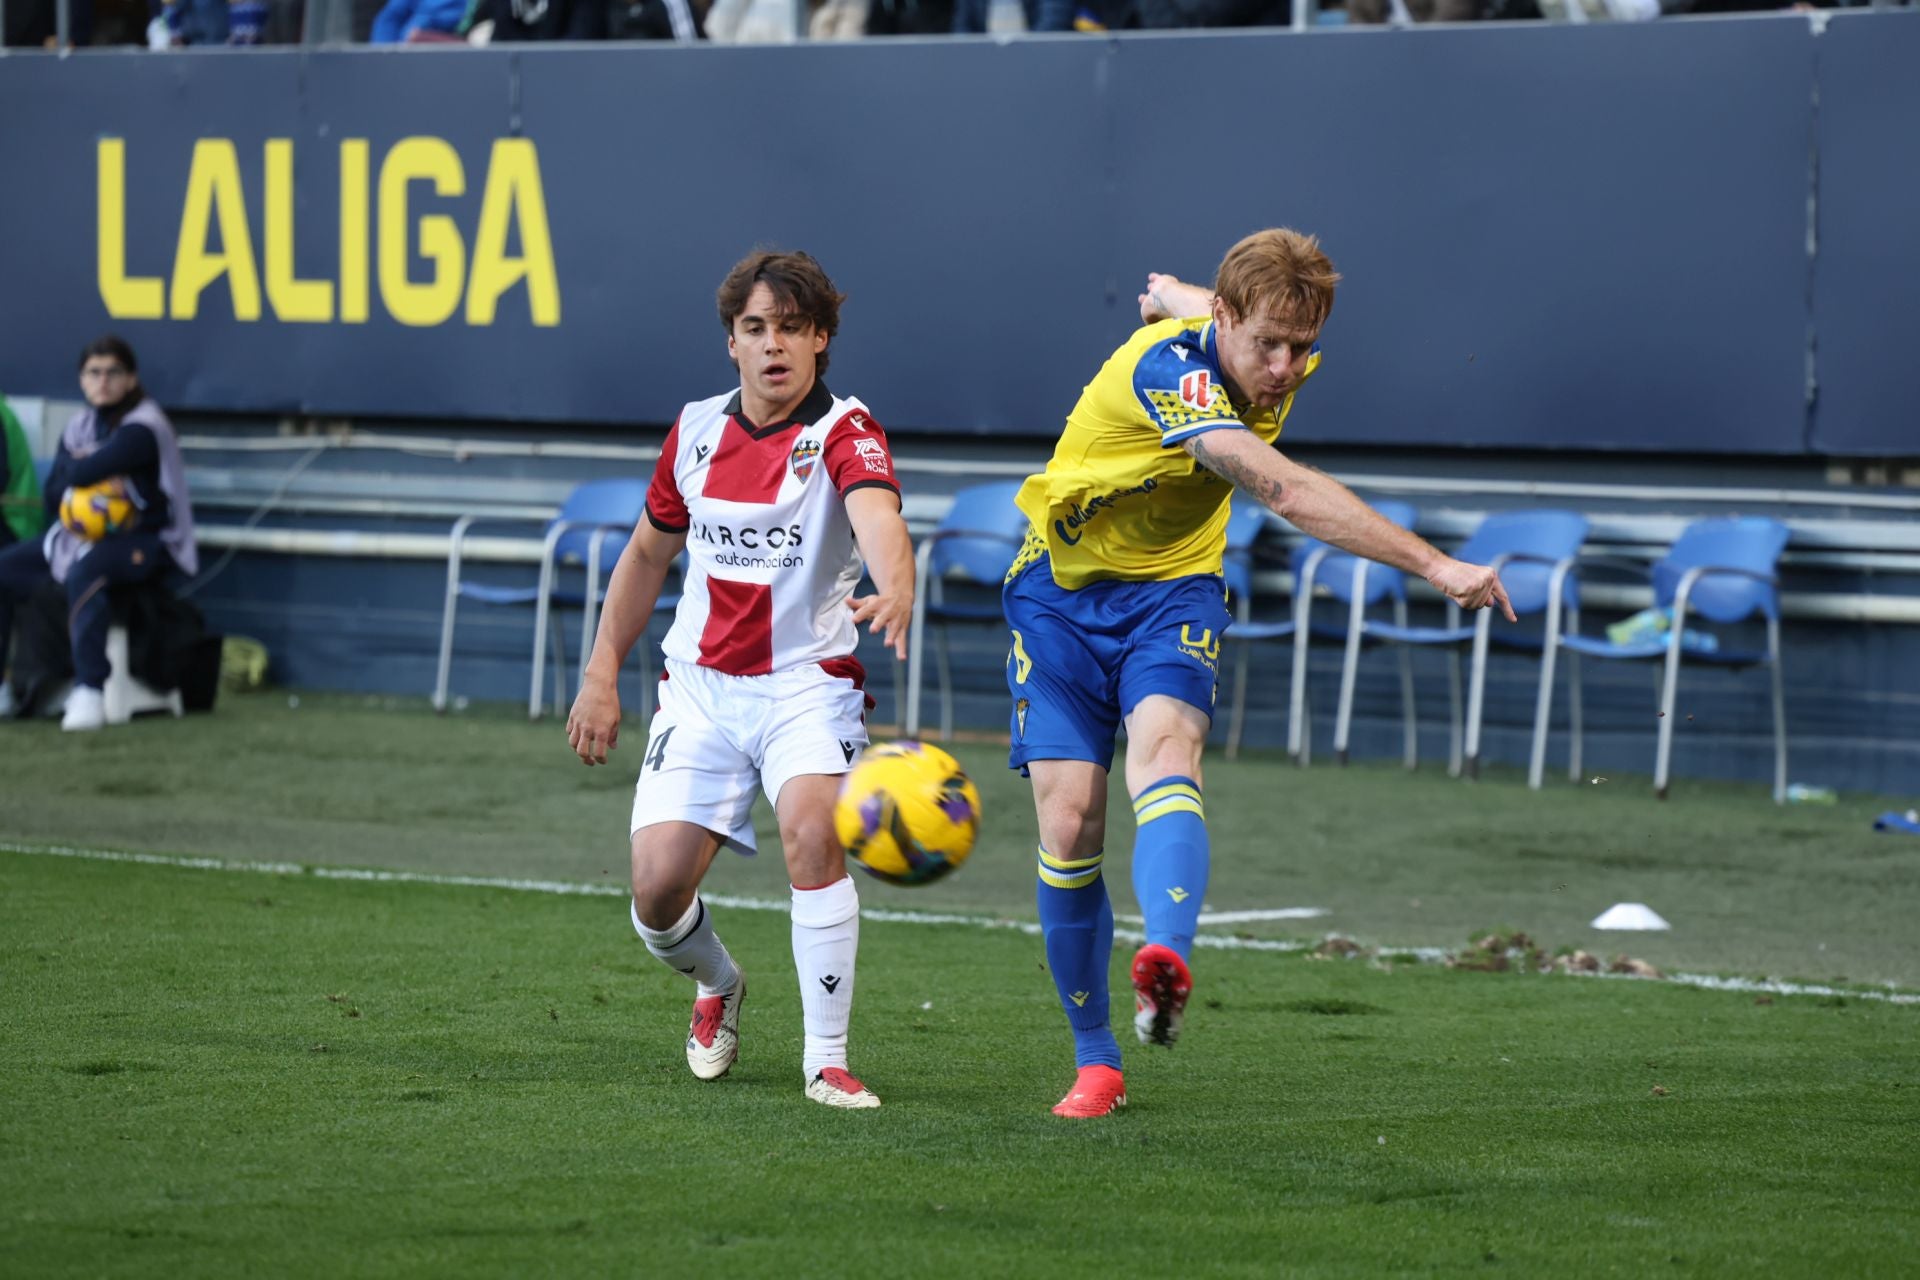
[1038,805,1105,861]
[630,875,698,931]
[780,816,844,886]
[630,847,701,929]
[1124,717,1207,792]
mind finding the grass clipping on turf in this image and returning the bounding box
[1310,929,1664,980]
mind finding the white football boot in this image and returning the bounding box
[805,1067,881,1109]
[685,976,744,1081]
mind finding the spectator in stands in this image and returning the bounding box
[5,0,94,44]
[808,0,868,36]
[481,0,606,39]
[1132,0,1288,26]
[608,0,704,37]
[0,393,45,719]
[0,337,198,731]
[369,0,468,41]
[863,0,952,31]
[0,393,44,555]
[145,0,225,42]
[1346,0,1480,20]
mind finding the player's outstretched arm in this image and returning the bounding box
[1183,431,1515,619]
[567,520,687,766]
[1138,273,1217,325]
[845,486,915,661]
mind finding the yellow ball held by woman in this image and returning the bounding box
[834,741,982,887]
[60,479,137,541]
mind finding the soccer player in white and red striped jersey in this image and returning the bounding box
[566,250,914,1110]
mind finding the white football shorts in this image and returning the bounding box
[629,657,869,855]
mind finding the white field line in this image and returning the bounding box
[6,842,1916,1006]
[1118,908,1331,925]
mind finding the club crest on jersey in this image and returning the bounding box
[1179,369,1221,413]
[789,437,822,483]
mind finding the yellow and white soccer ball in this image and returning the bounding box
[834,741,982,887]
[59,479,136,541]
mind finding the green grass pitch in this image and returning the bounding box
[2,694,1916,1277]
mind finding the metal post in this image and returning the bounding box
[55,0,70,47]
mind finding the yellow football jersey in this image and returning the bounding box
[1012,315,1320,589]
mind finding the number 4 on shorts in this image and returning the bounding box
[646,725,675,772]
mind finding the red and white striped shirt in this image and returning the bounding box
[645,381,899,678]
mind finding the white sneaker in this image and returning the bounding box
[685,976,743,1081]
[61,686,106,733]
[805,1067,881,1109]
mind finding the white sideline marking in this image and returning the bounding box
[5,842,1916,1006]
[1118,908,1331,925]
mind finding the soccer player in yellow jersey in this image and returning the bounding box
[1008,229,1514,1118]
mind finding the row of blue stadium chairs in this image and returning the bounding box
[909,481,1790,803]
[429,476,1791,802]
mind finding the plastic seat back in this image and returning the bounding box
[1291,499,1419,606]
[1653,516,1788,623]
[1222,497,1272,600]
[931,481,1028,585]
[1453,510,1589,617]
[552,479,649,566]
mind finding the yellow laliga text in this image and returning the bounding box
[170,139,263,321]
[340,140,371,324]
[467,139,561,326]
[265,140,333,323]
[379,137,465,327]
[96,140,164,319]
[95,136,561,328]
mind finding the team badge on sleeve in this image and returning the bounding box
[790,437,822,483]
[1179,370,1221,413]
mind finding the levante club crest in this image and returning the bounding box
[790,437,821,483]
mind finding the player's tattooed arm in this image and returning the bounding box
[1184,431,1286,508]
[1184,430,1515,619]
[1138,273,1216,324]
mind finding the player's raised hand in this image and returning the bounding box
[1425,557,1517,622]
[566,673,622,766]
[849,589,911,661]
[1138,272,1180,324]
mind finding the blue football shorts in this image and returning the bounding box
[1002,557,1232,772]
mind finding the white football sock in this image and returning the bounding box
[790,876,859,1080]
[633,896,740,997]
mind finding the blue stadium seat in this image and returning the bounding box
[1284,499,1422,768]
[1530,515,1790,801]
[1287,505,1590,776]
[1446,510,1590,780]
[1321,509,1590,779]
[904,480,1028,740]
[432,478,650,719]
[1222,497,1296,759]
